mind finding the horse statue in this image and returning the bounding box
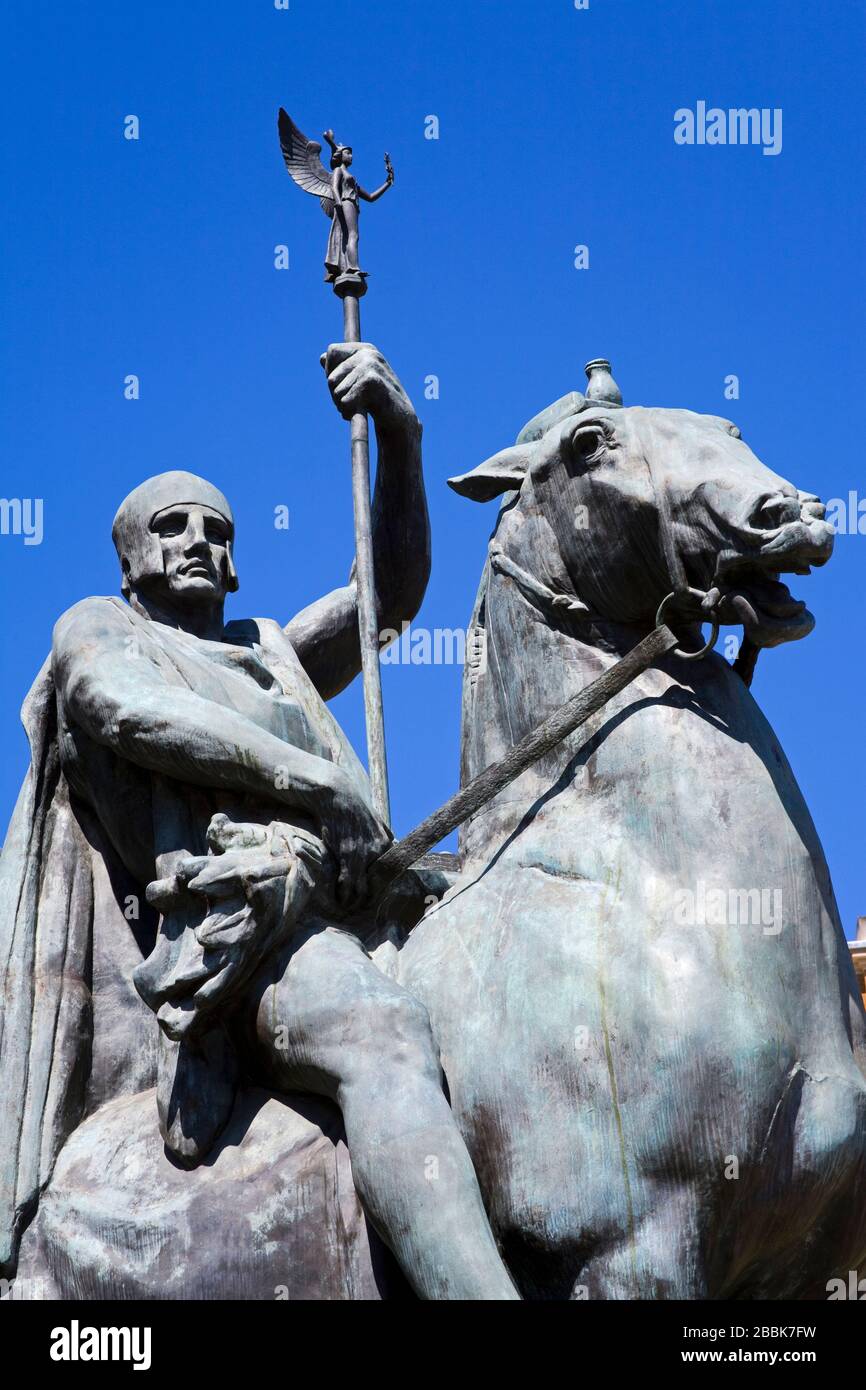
[397,366,866,1299]
[7,365,865,1301]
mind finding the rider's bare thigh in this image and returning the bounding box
[242,919,435,1101]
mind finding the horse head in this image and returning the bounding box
[450,382,833,649]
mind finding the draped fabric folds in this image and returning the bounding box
[0,660,94,1276]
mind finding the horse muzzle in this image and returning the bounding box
[711,512,834,647]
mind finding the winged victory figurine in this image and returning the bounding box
[278,109,394,284]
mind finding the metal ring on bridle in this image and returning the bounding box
[655,588,720,661]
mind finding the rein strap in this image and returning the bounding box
[371,620,680,896]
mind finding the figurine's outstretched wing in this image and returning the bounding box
[278,109,334,216]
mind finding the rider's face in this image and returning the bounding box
[342,149,353,167]
[149,504,231,606]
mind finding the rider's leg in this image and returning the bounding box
[334,982,520,1300]
[252,923,520,1300]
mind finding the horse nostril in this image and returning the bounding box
[754,494,800,531]
[797,491,826,522]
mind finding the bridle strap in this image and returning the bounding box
[488,545,592,619]
[643,451,690,598]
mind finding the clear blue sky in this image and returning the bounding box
[1,1,863,929]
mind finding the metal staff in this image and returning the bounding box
[278,109,395,822]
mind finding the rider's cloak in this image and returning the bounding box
[0,656,95,1276]
[0,598,370,1276]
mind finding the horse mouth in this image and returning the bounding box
[716,568,812,645]
[713,529,832,646]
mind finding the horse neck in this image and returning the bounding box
[456,553,841,959]
[461,561,657,772]
[458,559,742,858]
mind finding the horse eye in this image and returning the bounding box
[569,426,607,462]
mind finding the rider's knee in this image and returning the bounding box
[343,989,439,1083]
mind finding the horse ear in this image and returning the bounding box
[448,443,535,502]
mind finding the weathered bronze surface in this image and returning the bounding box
[3,117,865,1302]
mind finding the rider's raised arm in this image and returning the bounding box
[52,597,343,817]
[285,345,430,699]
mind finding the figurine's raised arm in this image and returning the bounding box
[285,343,430,700]
[359,153,394,203]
